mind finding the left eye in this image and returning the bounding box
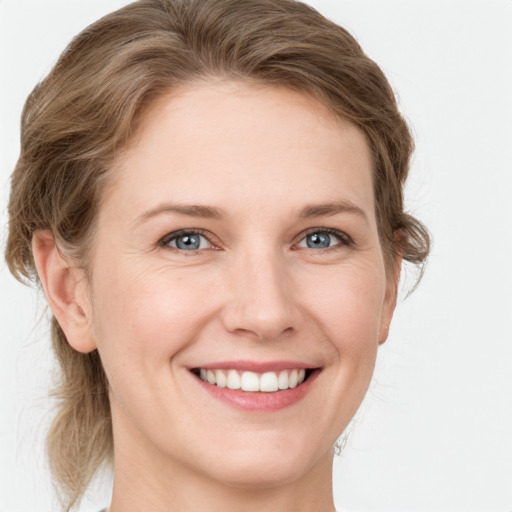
[296,231,344,249]
[162,231,211,251]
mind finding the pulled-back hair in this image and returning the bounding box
[5,0,430,509]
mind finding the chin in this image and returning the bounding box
[216,461,312,490]
[198,436,327,490]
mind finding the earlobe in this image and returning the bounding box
[32,230,97,353]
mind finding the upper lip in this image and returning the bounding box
[189,360,319,372]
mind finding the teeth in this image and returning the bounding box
[197,368,308,392]
[289,369,298,389]
[227,369,241,389]
[260,372,279,392]
[241,371,259,392]
[216,370,227,388]
[278,370,289,390]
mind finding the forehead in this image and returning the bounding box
[104,81,375,221]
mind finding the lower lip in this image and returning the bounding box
[193,370,320,412]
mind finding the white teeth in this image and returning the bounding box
[197,368,309,392]
[216,369,227,388]
[227,369,241,389]
[260,372,279,392]
[241,371,259,392]
[289,369,298,388]
[278,370,289,390]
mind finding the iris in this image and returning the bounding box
[175,234,202,250]
[306,232,332,249]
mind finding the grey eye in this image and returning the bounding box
[176,234,201,250]
[164,232,211,251]
[306,232,331,248]
[297,231,343,249]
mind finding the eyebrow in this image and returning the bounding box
[134,200,368,225]
[134,203,226,226]
[299,201,369,223]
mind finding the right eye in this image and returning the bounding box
[160,230,213,252]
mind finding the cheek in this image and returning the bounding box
[299,262,386,348]
[90,262,216,373]
[300,262,386,405]
[287,263,387,434]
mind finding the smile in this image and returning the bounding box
[196,368,307,392]
[190,363,320,411]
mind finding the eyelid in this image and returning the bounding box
[159,228,217,250]
[158,227,353,252]
[294,227,353,249]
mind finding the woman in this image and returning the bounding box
[5,0,429,511]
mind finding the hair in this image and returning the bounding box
[5,0,430,509]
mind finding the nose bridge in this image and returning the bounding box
[222,246,297,340]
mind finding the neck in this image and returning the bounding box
[108,412,336,512]
[110,463,335,512]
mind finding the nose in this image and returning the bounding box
[221,250,300,341]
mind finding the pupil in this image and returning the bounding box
[307,233,330,248]
[176,234,200,250]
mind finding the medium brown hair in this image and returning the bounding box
[5,0,430,509]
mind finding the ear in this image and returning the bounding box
[32,230,97,353]
[378,251,402,345]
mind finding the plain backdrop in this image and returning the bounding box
[1,1,511,511]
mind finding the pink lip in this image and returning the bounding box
[191,367,321,412]
[190,360,317,372]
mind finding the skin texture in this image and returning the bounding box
[33,81,399,512]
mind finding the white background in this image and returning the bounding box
[1,1,511,511]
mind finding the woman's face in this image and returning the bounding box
[83,81,398,487]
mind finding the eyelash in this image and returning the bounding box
[159,228,214,253]
[296,228,353,251]
[158,227,353,253]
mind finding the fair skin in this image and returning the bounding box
[33,81,399,512]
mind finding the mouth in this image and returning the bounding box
[191,367,311,392]
[189,363,320,411]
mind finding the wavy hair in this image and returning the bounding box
[5,0,430,509]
